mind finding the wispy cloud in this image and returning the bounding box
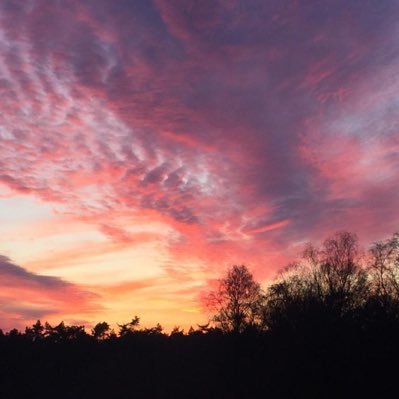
[0,255,99,330]
[0,0,397,328]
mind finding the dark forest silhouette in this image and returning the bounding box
[1,231,398,398]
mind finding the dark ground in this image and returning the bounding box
[0,325,397,399]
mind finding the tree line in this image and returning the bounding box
[208,230,399,335]
[0,230,398,398]
[4,231,398,341]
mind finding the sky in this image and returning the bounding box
[0,0,398,331]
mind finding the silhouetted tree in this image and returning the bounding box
[25,320,44,341]
[368,232,399,300]
[141,323,163,335]
[7,328,21,338]
[262,232,369,332]
[208,265,264,332]
[43,321,86,341]
[170,326,184,337]
[92,321,110,340]
[187,326,197,336]
[118,316,140,337]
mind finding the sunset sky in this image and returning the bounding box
[0,0,398,331]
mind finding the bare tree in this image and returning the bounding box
[368,232,399,300]
[207,265,263,333]
[299,232,368,305]
[262,232,369,331]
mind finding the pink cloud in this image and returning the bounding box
[0,0,397,328]
[0,255,99,331]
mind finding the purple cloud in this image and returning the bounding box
[0,0,397,280]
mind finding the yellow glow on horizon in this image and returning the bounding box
[0,192,212,332]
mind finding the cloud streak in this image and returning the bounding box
[0,255,99,330]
